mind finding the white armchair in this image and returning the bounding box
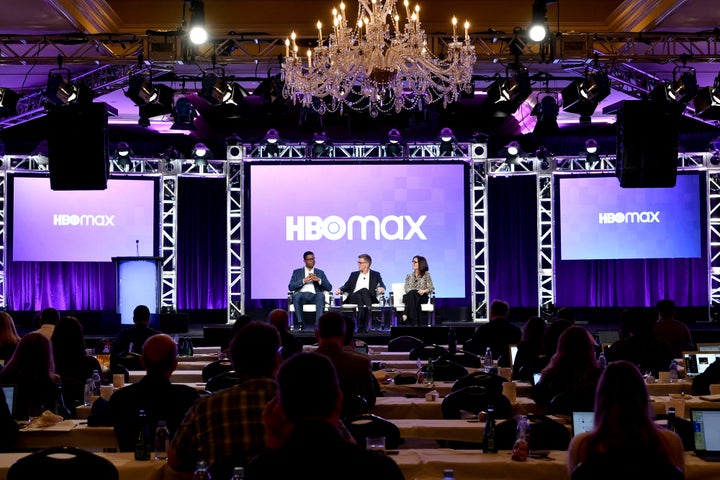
[287,290,332,327]
[390,282,436,327]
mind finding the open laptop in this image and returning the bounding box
[697,343,720,352]
[691,409,720,461]
[509,344,518,367]
[595,329,620,345]
[1,385,15,418]
[683,351,720,377]
[572,411,594,436]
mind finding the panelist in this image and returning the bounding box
[335,254,385,332]
[401,255,434,326]
[288,251,332,331]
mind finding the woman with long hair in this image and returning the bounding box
[401,255,434,326]
[512,316,546,381]
[0,332,60,420]
[532,325,601,409]
[51,316,101,408]
[567,360,684,474]
[0,312,20,364]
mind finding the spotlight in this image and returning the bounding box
[650,68,698,104]
[311,132,330,157]
[585,139,600,163]
[261,128,282,157]
[531,94,559,135]
[126,74,159,105]
[528,1,550,42]
[485,66,532,116]
[439,127,458,156]
[226,134,243,159]
[191,142,212,166]
[535,146,552,170]
[188,0,208,45]
[200,74,233,105]
[32,140,49,168]
[171,97,197,130]
[113,142,134,170]
[44,72,80,106]
[0,88,19,116]
[385,129,403,157]
[694,74,720,120]
[127,77,174,127]
[561,71,611,123]
[710,138,720,166]
[504,140,522,165]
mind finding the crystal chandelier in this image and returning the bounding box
[281,0,476,117]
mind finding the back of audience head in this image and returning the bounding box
[231,315,253,335]
[51,316,86,360]
[522,316,547,344]
[555,307,575,324]
[542,319,572,356]
[277,352,341,424]
[656,299,676,319]
[545,326,597,374]
[40,307,60,326]
[0,312,19,346]
[2,332,55,381]
[316,312,346,343]
[489,300,510,319]
[343,316,356,347]
[142,334,178,377]
[133,305,151,325]
[229,321,281,377]
[268,309,290,332]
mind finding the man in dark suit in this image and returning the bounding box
[315,312,376,417]
[464,299,521,367]
[288,251,332,331]
[335,253,385,332]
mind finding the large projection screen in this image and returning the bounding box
[10,175,158,262]
[247,162,469,300]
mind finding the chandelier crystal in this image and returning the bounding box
[281,0,476,117]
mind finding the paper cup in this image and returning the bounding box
[112,374,125,388]
[498,367,513,381]
[658,371,671,383]
[100,385,114,401]
[502,381,517,403]
[710,384,720,394]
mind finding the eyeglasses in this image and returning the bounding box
[305,257,315,261]
[357,261,368,264]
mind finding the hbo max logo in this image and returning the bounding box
[286,215,427,240]
[53,214,116,227]
[598,211,660,224]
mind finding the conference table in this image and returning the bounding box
[373,396,543,420]
[128,370,204,384]
[0,450,718,480]
[16,423,117,450]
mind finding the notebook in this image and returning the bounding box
[683,351,720,377]
[2,385,15,418]
[572,411,594,436]
[691,409,720,461]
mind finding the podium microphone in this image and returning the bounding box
[136,239,139,256]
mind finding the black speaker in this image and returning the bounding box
[48,103,109,190]
[615,100,680,188]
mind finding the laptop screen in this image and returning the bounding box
[510,345,518,367]
[532,372,542,386]
[691,410,720,452]
[595,329,620,344]
[1,385,14,417]
[684,352,720,376]
[572,411,595,436]
[697,343,720,352]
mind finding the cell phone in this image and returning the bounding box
[529,450,550,459]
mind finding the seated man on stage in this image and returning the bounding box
[335,254,385,332]
[288,251,332,331]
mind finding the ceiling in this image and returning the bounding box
[0,0,719,153]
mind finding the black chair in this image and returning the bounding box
[547,388,596,415]
[441,385,513,420]
[451,371,507,394]
[342,394,371,418]
[393,372,419,385]
[343,414,402,450]
[440,350,482,368]
[112,351,142,372]
[570,457,684,480]
[494,414,571,450]
[205,371,242,393]
[423,359,468,382]
[7,446,119,480]
[409,344,448,361]
[388,335,424,352]
[110,363,130,383]
[202,360,234,383]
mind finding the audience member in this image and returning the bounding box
[527,318,572,374]
[268,309,302,361]
[316,312,377,417]
[0,312,20,364]
[34,307,60,339]
[464,300,521,367]
[532,326,601,410]
[246,352,405,480]
[692,357,720,395]
[512,316,546,381]
[555,307,575,324]
[220,314,253,353]
[51,316,102,410]
[653,299,694,357]
[0,387,17,451]
[567,361,684,474]
[169,322,280,476]
[604,312,673,377]
[0,333,60,420]
[109,334,199,452]
[112,305,160,356]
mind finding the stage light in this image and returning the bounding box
[171,97,197,130]
[113,142,134,170]
[485,66,532,116]
[44,72,79,106]
[311,131,330,157]
[127,76,175,127]
[585,139,600,164]
[694,74,720,120]
[191,142,212,166]
[0,88,19,116]
[385,129,403,157]
[439,128,458,156]
[32,140,49,168]
[710,138,720,166]
[262,129,281,157]
[200,74,231,105]
[188,0,208,45]
[561,71,611,123]
[126,74,159,105]
[531,94,559,135]
[504,141,522,165]
[528,1,549,42]
[650,68,698,104]
[535,146,552,170]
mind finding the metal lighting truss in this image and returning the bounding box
[226,156,244,321]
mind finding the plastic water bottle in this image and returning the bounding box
[442,469,455,480]
[52,383,72,419]
[91,369,102,395]
[416,358,424,384]
[482,406,497,453]
[134,410,151,461]
[154,420,170,460]
[448,327,457,354]
[669,359,679,383]
[426,359,435,384]
[484,347,493,371]
[667,406,677,433]
[230,467,245,480]
[598,353,607,370]
[83,378,95,406]
[193,460,212,480]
